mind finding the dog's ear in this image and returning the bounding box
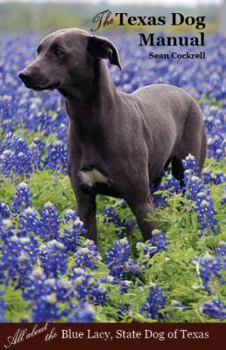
[87,36,122,70]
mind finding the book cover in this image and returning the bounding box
[0,0,225,349]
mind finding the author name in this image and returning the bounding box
[149,51,206,59]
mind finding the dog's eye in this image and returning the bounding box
[54,47,65,57]
[36,45,42,55]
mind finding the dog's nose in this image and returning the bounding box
[18,72,32,84]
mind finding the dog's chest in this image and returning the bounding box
[79,168,111,187]
[68,126,114,188]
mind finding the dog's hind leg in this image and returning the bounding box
[126,194,155,241]
[172,101,207,182]
[198,127,207,175]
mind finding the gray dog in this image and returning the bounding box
[19,28,207,242]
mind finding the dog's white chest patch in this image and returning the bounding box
[79,169,109,187]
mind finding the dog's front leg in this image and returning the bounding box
[76,189,97,243]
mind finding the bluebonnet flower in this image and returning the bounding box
[74,273,108,306]
[32,291,60,322]
[68,303,95,322]
[63,209,77,224]
[216,242,226,271]
[39,240,68,277]
[216,242,226,258]
[103,206,135,236]
[119,280,131,294]
[0,136,33,177]
[0,202,10,220]
[183,154,200,176]
[73,268,90,301]
[104,238,130,265]
[196,194,218,234]
[221,191,226,206]
[203,169,225,185]
[0,218,15,244]
[138,229,168,258]
[22,266,47,301]
[0,149,14,177]
[204,107,225,160]
[16,149,33,176]
[28,277,59,321]
[40,202,60,240]
[74,240,100,270]
[44,141,68,174]
[201,299,226,319]
[140,285,167,319]
[172,300,188,311]
[202,169,212,184]
[0,230,39,287]
[60,219,83,254]
[14,137,32,174]
[11,182,32,214]
[55,279,74,303]
[18,207,41,237]
[183,155,218,235]
[0,291,7,322]
[88,283,108,305]
[212,171,226,185]
[164,175,183,193]
[104,238,140,279]
[61,213,85,245]
[23,269,74,321]
[118,303,131,319]
[73,274,90,301]
[151,173,182,208]
[151,189,166,208]
[207,136,225,160]
[195,255,224,294]
[28,138,45,170]
[100,275,115,285]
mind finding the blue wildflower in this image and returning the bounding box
[63,209,77,224]
[196,255,224,294]
[44,141,68,174]
[0,202,10,220]
[68,303,94,323]
[103,206,135,236]
[0,230,39,287]
[104,238,140,279]
[118,303,131,319]
[0,291,7,322]
[11,182,32,214]
[18,207,41,237]
[74,272,108,306]
[140,229,168,257]
[140,285,167,319]
[40,202,60,240]
[28,138,45,170]
[39,240,68,277]
[183,155,218,235]
[74,239,100,270]
[60,215,85,253]
[201,299,226,319]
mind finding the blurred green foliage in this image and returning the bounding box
[0,3,82,31]
[0,2,220,32]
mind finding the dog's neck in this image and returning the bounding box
[59,60,117,117]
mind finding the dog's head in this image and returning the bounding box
[18,28,122,92]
